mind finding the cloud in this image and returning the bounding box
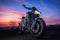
[0,10,25,22]
[51,0,60,4]
[0,7,25,27]
[0,5,11,12]
[0,0,19,2]
[42,16,60,25]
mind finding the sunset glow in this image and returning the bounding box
[0,11,25,27]
[0,0,60,27]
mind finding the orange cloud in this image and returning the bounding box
[0,10,25,27]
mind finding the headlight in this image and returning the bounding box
[34,11,41,15]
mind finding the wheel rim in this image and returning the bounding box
[32,23,41,33]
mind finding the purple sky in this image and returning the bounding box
[0,0,60,25]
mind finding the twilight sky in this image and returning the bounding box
[0,0,60,26]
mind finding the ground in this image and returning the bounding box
[0,25,60,40]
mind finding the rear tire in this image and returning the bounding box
[30,18,46,38]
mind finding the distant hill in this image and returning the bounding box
[0,24,60,31]
[47,24,60,30]
[0,26,18,30]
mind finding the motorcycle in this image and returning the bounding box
[18,11,46,38]
[19,5,46,38]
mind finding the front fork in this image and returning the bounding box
[31,17,39,31]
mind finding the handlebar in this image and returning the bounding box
[22,4,26,7]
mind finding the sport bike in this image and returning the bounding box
[18,10,46,38]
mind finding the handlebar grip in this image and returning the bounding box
[22,4,26,7]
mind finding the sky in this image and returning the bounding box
[0,0,60,27]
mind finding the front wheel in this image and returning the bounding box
[30,18,46,38]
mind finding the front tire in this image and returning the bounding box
[31,18,46,38]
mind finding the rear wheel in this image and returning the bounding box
[31,18,46,38]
